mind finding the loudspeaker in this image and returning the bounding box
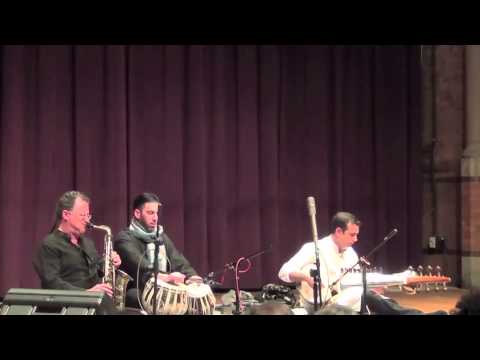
[0,288,106,315]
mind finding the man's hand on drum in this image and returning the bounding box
[87,283,113,297]
[112,251,121,269]
[185,275,203,285]
[157,272,186,285]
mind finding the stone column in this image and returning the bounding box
[461,45,480,288]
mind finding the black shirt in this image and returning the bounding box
[33,229,104,290]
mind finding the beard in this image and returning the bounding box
[137,218,155,232]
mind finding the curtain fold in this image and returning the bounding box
[0,45,421,293]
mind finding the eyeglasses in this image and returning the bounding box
[79,213,92,220]
[66,210,91,220]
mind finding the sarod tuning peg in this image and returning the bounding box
[417,265,424,275]
[417,265,424,292]
[434,265,441,291]
[436,265,448,291]
[426,265,433,292]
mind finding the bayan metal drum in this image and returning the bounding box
[186,283,216,315]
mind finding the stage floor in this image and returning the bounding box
[214,287,468,314]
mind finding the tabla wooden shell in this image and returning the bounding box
[142,277,188,315]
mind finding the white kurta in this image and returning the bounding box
[278,235,363,312]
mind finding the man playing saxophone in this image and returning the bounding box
[33,191,122,314]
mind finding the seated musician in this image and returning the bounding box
[113,192,203,309]
[33,191,122,314]
[278,211,446,315]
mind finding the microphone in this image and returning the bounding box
[146,243,155,269]
[359,256,371,267]
[384,228,398,241]
[154,225,165,245]
[147,226,165,269]
[306,196,318,241]
[307,196,316,217]
[204,278,222,287]
[203,272,222,287]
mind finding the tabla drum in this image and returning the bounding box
[141,277,188,315]
[186,283,216,315]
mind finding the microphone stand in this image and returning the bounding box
[312,238,322,312]
[328,229,399,315]
[306,197,321,312]
[205,245,272,315]
[152,225,161,316]
[233,246,271,315]
[232,257,250,315]
[359,257,370,315]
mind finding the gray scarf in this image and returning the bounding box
[129,218,164,243]
[129,218,168,272]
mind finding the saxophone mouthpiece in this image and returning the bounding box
[86,221,95,229]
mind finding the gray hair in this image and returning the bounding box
[50,191,90,232]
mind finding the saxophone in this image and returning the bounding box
[88,222,133,311]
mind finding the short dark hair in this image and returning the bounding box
[51,191,90,232]
[330,212,361,233]
[132,193,161,211]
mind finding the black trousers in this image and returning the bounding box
[306,291,448,315]
[364,291,447,315]
[125,288,141,309]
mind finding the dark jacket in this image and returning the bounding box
[113,228,197,292]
